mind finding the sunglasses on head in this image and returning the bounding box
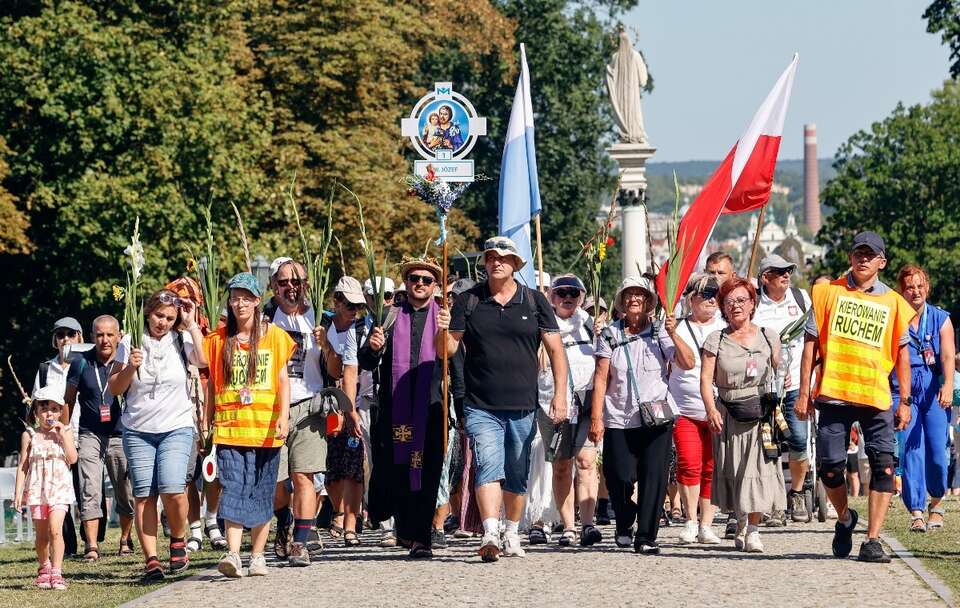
[276,278,304,288]
[553,288,581,299]
[54,329,78,340]
[406,273,435,286]
[483,238,516,253]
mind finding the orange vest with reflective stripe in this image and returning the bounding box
[204,324,296,448]
[811,277,914,409]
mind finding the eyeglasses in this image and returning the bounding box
[724,296,752,309]
[276,278,304,288]
[483,238,516,253]
[344,302,364,311]
[696,287,719,300]
[406,273,435,286]
[765,268,791,277]
[158,293,186,308]
[553,288,581,299]
[229,295,258,305]
[624,291,647,301]
[54,329,78,340]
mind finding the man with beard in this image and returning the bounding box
[360,257,447,558]
[264,257,332,566]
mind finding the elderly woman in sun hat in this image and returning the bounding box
[588,276,694,555]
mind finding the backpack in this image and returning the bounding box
[599,319,669,376]
[790,287,807,313]
[461,284,540,322]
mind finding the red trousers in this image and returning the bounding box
[673,416,714,499]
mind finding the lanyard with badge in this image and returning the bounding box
[912,305,936,367]
[93,360,111,422]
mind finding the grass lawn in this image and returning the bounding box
[851,494,960,602]
[0,526,220,608]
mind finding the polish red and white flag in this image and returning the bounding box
[656,54,798,308]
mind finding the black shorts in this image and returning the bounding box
[846,452,859,473]
[815,401,894,467]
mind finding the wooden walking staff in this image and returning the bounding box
[534,214,545,291]
[440,238,450,456]
[746,205,767,278]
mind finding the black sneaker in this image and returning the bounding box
[431,528,447,549]
[832,508,858,558]
[614,528,634,548]
[580,524,603,547]
[724,516,738,539]
[443,513,459,534]
[857,538,891,563]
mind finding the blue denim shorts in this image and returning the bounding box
[122,427,195,498]
[463,404,536,494]
[780,390,809,461]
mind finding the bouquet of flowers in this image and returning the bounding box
[288,175,335,324]
[570,176,620,314]
[403,164,473,245]
[120,217,145,348]
[339,184,388,323]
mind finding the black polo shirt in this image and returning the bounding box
[449,282,559,410]
[67,350,122,436]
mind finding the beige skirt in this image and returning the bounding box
[711,408,786,515]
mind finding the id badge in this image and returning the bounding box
[745,358,759,379]
[239,387,253,405]
[99,404,111,423]
[923,347,936,367]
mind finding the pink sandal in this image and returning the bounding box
[34,562,51,589]
[49,570,67,590]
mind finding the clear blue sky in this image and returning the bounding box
[621,0,950,162]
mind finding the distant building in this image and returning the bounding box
[740,212,823,273]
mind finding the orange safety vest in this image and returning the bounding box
[203,324,296,448]
[810,277,914,409]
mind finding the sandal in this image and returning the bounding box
[205,524,227,550]
[168,540,189,574]
[558,529,577,547]
[671,507,683,522]
[83,546,100,563]
[118,539,134,556]
[408,543,433,559]
[142,556,165,583]
[185,535,203,553]
[328,525,345,540]
[910,514,927,532]
[928,506,945,530]
[344,531,360,547]
[528,527,548,545]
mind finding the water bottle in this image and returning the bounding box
[347,436,360,449]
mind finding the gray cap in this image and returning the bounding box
[53,317,82,332]
[758,253,797,276]
[334,276,366,305]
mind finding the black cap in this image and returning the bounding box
[851,231,885,257]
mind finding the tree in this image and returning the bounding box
[815,83,960,317]
[924,0,960,79]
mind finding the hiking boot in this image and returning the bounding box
[431,528,447,549]
[678,520,699,544]
[832,508,858,558]
[580,524,603,547]
[443,514,459,534]
[217,552,243,578]
[724,515,738,539]
[502,531,526,557]
[857,538,891,563]
[478,532,500,562]
[788,490,809,522]
[288,542,310,567]
[248,553,268,576]
[763,510,786,527]
[273,522,291,559]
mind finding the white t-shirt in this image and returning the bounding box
[270,306,324,403]
[538,308,596,422]
[356,316,376,408]
[666,316,727,420]
[117,332,201,433]
[753,287,811,387]
[327,321,359,367]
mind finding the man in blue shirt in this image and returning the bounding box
[65,315,134,560]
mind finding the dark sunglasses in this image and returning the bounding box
[406,273,435,286]
[54,329,78,340]
[276,278,304,288]
[696,287,719,300]
[553,288,581,299]
[765,268,792,277]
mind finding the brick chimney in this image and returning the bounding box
[803,123,821,234]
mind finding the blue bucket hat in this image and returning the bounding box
[226,272,262,298]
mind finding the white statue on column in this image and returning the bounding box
[606,30,649,144]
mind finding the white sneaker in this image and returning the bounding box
[478,532,500,562]
[217,552,244,578]
[744,531,764,553]
[734,522,747,551]
[247,552,268,576]
[698,526,722,545]
[502,531,526,557]
[678,520,699,544]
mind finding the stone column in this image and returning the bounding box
[607,142,656,279]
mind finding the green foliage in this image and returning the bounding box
[816,83,960,317]
[924,0,960,79]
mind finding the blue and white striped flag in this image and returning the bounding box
[498,43,541,288]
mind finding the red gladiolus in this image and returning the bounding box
[606,236,615,246]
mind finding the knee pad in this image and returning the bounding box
[867,450,895,493]
[818,460,847,489]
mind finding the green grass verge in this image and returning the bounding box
[0,527,220,607]
[851,494,960,602]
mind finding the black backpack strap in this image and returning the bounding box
[173,331,189,371]
[262,299,279,323]
[791,287,807,313]
[38,361,50,388]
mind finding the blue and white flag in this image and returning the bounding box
[498,43,542,288]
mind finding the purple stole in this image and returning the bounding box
[390,299,438,491]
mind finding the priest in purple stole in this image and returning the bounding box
[359,257,447,558]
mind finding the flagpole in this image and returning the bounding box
[534,213,545,290]
[441,240,449,456]
[746,205,767,277]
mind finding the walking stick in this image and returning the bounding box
[746,205,767,278]
[441,240,449,456]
